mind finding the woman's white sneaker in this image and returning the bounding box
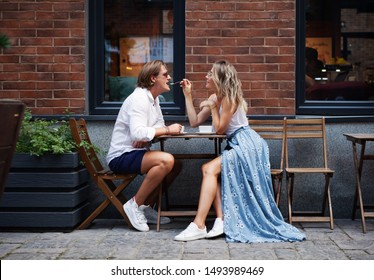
[206,218,224,238]
[174,222,207,241]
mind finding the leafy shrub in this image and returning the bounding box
[16,111,76,156]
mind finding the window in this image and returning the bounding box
[296,0,374,115]
[88,0,185,115]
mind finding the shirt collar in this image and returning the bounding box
[139,87,158,106]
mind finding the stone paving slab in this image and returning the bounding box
[0,218,374,260]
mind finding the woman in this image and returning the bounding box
[107,60,183,232]
[174,60,305,243]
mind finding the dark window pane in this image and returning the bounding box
[305,0,374,102]
[104,0,175,103]
[88,0,185,115]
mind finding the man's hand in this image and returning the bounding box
[132,141,149,148]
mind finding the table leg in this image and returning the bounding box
[351,141,367,233]
[157,184,162,232]
[214,138,223,156]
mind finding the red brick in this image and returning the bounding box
[3,64,36,72]
[0,73,18,81]
[20,73,53,81]
[3,81,36,90]
[20,91,53,99]
[37,99,70,108]
[30,107,54,115]
[54,90,84,99]
[0,3,18,11]
[69,99,85,108]
[71,64,85,73]
[236,3,266,11]
[54,73,84,81]
[20,3,52,11]
[0,91,19,99]
[3,11,35,20]
[71,81,85,90]
[36,81,70,90]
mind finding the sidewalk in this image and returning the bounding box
[0,218,373,260]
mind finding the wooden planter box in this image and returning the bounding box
[0,152,90,229]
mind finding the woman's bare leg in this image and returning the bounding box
[212,182,223,219]
[193,156,222,229]
[134,151,175,205]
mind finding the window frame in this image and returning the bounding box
[87,0,185,116]
[296,0,374,116]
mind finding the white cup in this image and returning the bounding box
[198,125,212,133]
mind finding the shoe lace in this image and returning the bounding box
[135,207,147,223]
[184,223,198,233]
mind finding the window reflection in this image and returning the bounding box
[104,0,174,102]
[305,0,374,101]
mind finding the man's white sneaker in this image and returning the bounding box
[123,199,149,232]
[140,205,171,225]
[206,218,224,238]
[174,222,207,241]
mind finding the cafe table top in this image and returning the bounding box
[156,132,227,140]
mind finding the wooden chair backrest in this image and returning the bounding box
[69,118,104,179]
[248,118,286,170]
[0,100,25,197]
[285,117,328,168]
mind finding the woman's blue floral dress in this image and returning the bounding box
[221,126,306,243]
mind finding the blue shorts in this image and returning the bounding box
[108,150,147,175]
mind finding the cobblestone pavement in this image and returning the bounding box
[0,218,374,260]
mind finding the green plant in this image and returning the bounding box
[0,33,11,49]
[16,111,76,156]
[16,111,102,158]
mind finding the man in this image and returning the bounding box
[107,60,183,232]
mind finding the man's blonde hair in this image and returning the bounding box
[137,60,167,89]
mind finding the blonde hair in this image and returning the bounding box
[211,60,247,113]
[137,60,167,89]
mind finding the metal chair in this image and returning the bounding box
[285,117,334,229]
[69,118,137,229]
[0,100,25,198]
[248,118,286,206]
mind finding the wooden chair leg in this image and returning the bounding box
[326,175,334,230]
[97,178,133,227]
[271,176,276,199]
[275,175,282,206]
[78,198,112,229]
[322,174,328,216]
[286,174,294,224]
[78,178,134,230]
[352,187,358,220]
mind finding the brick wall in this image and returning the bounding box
[185,0,296,115]
[0,0,86,115]
[0,0,297,116]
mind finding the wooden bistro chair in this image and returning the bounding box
[285,117,334,229]
[69,118,137,229]
[248,118,286,206]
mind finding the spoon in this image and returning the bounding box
[169,81,181,85]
